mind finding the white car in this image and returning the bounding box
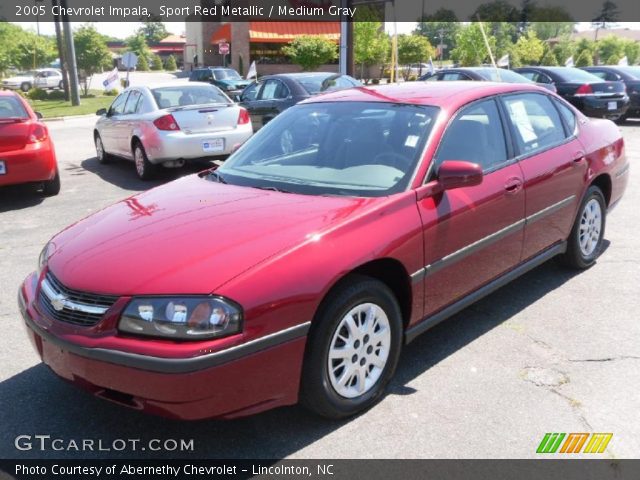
[94,82,254,179]
[2,69,63,92]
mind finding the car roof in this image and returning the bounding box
[0,89,19,97]
[129,82,215,90]
[305,82,544,108]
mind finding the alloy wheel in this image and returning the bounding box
[327,302,391,399]
[579,198,602,257]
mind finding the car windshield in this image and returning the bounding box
[548,68,604,83]
[0,97,29,119]
[151,85,230,108]
[213,69,242,80]
[217,102,439,197]
[476,68,532,83]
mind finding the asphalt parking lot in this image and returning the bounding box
[0,116,638,460]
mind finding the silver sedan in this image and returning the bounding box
[94,82,253,179]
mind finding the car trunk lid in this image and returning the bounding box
[168,104,239,134]
[0,119,30,152]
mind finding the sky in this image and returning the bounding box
[12,21,640,39]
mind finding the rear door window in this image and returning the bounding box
[259,80,289,100]
[502,93,567,155]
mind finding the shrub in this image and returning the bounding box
[104,88,118,96]
[27,88,48,100]
[47,89,66,100]
[371,78,380,84]
[137,55,149,71]
[407,75,417,82]
[575,50,593,67]
[164,54,177,71]
[151,55,163,71]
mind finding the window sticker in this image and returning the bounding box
[508,100,538,144]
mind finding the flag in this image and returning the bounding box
[497,54,509,67]
[618,56,628,66]
[246,61,257,80]
[564,56,574,67]
[102,67,120,91]
[427,57,435,75]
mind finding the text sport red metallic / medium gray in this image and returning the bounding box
[19,82,628,420]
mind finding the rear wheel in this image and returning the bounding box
[300,276,403,419]
[41,169,61,196]
[20,82,31,92]
[560,186,606,269]
[94,133,110,164]
[133,142,157,180]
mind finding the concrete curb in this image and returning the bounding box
[43,113,96,123]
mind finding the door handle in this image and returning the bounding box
[572,151,586,163]
[504,177,523,194]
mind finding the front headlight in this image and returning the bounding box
[118,296,242,340]
[37,242,54,277]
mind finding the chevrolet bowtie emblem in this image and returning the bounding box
[51,293,67,311]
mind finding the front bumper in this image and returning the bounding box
[144,124,253,164]
[0,142,57,187]
[19,273,308,420]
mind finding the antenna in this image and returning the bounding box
[476,18,501,82]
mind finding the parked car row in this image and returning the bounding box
[20,81,628,421]
[421,65,637,122]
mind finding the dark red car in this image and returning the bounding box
[19,83,628,420]
[0,90,60,195]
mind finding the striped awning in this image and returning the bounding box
[248,22,340,43]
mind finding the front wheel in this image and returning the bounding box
[94,133,110,164]
[20,82,31,92]
[133,142,157,180]
[560,186,606,269]
[300,276,403,419]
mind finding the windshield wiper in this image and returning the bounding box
[252,185,294,194]
[207,170,227,184]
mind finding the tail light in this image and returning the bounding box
[153,114,180,131]
[27,123,48,143]
[237,107,250,125]
[575,84,593,96]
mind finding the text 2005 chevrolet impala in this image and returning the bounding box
[19,83,628,420]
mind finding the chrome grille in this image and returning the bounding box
[38,272,119,327]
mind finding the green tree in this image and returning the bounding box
[164,54,178,71]
[530,21,575,41]
[622,39,640,65]
[540,48,559,65]
[597,35,626,64]
[451,23,496,66]
[552,38,576,65]
[137,54,150,71]
[125,33,151,61]
[0,23,57,72]
[511,30,544,66]
[592,0,620,29]
[138,19,169,44]
[282,36,337,71]
[74,24,113,95]
[397,35,434,79]
[151,55,163,70]
[575,38,596,63]
[354,20,389,82]
[575,49,594,66]
[414,9,460,60]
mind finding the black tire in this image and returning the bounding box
[300,275,403,419]
[94,133,110,164]
[41,169,61,196]
[20,82,31,92]
[560,186,606,269]
[132,141,157,180]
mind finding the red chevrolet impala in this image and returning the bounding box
[0,90,60,195]
[19,82,628,420]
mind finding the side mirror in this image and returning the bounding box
[96,108,107,116]
[34,111,43,120]
[437,160,483,190]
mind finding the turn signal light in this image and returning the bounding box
[27,123,48,143]
[153,114,180,131]
[237,107,250,125]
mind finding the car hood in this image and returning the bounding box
[47,174,378,296]
[3,75,32,83]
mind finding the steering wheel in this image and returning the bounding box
[372,152,411,171]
